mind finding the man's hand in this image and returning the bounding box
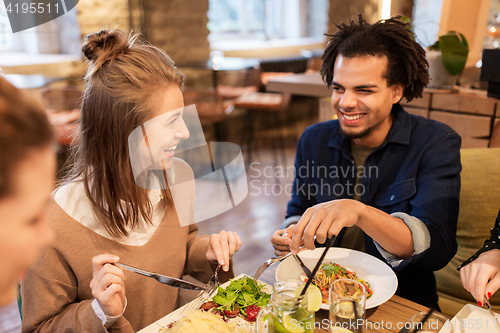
[90,254,126,317]
[290,199,364,254]
[460,249,500,304]
[206,231,242,272]
[289,199,413,258]
[271,224,296,257]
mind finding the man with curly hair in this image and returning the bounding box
[271,14,461,308]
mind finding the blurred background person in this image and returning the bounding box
[0,76,56,333]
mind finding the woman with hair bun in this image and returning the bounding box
[21,29,242,333]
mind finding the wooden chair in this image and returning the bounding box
[42,86,82,179]
[230,90,292,173]
[305,56,323,73]
[216,68,259,101]
[490,121,500,147]
[42,85,82,147]
[222,57,308,170]
[182,88,234,142]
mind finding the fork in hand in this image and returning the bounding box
[253,251,293,281]
[178,264,221,316]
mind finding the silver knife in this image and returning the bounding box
[289,246,312,279]
[484,296,500,330]
[116,263,205,291]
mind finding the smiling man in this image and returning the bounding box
[271,14,461,308]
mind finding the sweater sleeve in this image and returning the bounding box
[21,246,134,333]
[458,210,500,270]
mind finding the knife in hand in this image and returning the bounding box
[289,246,312,279]
[116,262,205,291]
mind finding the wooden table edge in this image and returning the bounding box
[314,294,451,332]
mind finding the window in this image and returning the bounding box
[208,0,328,42]
[0,2,13,50]
[208,0,264,38]
[0,5,81,55]
[484,0,500,49]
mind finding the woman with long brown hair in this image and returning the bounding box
[21,29,242,333]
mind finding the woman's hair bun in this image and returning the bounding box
[82,29,129,63]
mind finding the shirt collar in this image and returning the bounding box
[328,103,411,153]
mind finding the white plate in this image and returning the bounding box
[438,304,500,333]
[276,248,398,310]
[141,274,271,333]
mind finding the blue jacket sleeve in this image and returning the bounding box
[286,129,317,219]
[408,129,461,271]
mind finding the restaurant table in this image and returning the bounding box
[257,266,445,333]
[179,57,260,89]
[266,72,332,98]
[4,74,65,89]
[138,264,449,333]
[266,72,336,122]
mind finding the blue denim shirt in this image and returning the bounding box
[286,103,461,307]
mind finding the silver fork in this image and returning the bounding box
[178,264,221,316]
[253,251,293,281]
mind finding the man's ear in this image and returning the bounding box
[391,84,404,104]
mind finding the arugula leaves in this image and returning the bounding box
[212,276,271,314]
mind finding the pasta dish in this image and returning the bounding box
[313,262,373,303]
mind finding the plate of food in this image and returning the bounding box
[438,304,500,333]
[154,274,272,333]
[276,248,398,310]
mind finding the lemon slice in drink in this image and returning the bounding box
[282,314,305,333]
[294,284,323,312]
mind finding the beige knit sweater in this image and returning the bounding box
[21,200,233,332]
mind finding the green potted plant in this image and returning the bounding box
[426,31,469,88]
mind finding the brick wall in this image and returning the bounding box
[76,0,211,64]
[143,0,211,65]
[143,0,212,87]
[75,0,212,87]
[327,0,381,35]
[77,0,131,37]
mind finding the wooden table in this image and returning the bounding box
[180,57,260,89]
[266,72,332,98]
[312,295,430,332]
[258,266,442,333]
[139,265,448,333]
[266,72,336,122]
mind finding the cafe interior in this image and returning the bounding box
[2,0,500,331]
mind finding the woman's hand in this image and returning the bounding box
[90,254,126,317]
[206,231,242,272]
[461,249,500,304]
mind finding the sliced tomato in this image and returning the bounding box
[200,301,218,311]
[224,308,240,318]
[245,305,260,322]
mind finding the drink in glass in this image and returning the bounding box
[257,279,315,333]
[329,279,366,333]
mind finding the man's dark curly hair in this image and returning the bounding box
[320,14,429,102]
